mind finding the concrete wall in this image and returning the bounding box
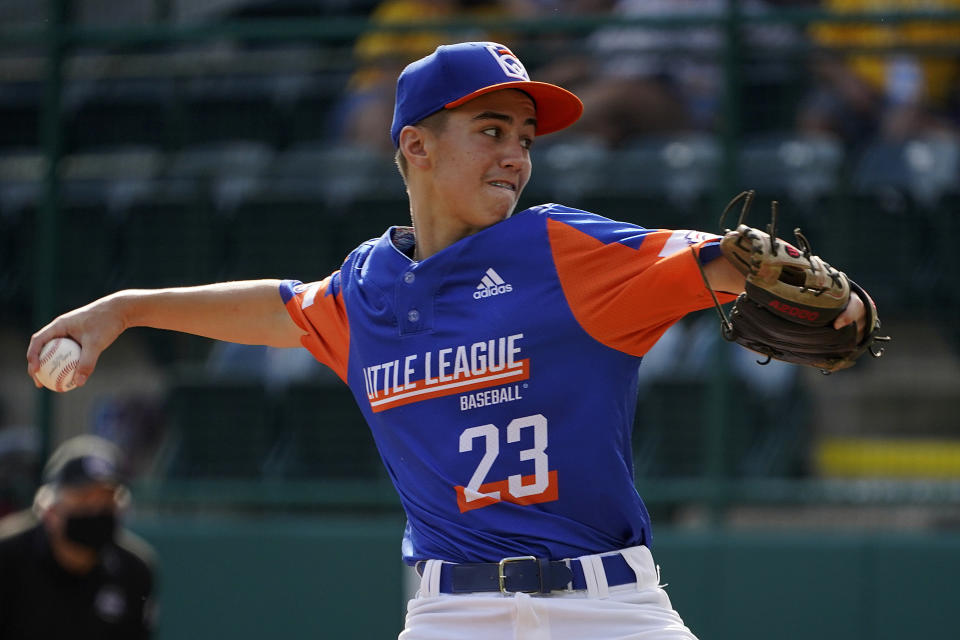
[130,515,960,640]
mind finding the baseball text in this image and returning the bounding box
[363,334,528,412]
[459,384,523,411]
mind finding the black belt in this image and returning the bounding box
[417,553,638,594]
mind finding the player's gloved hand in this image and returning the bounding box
[701,190,890,373]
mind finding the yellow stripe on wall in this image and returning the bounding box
[816,438,960,478]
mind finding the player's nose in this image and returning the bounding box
[499,139,530,172]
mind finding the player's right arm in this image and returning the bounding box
[25,280,303,389]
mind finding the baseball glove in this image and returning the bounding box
[697,190,890,373]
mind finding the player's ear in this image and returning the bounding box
[398,125,431,170]
[33,484,55,517]
[114,485,132,513]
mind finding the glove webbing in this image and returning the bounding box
[690,245,738,344]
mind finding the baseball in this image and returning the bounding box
[36,337,82,392]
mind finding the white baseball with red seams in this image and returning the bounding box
[36,337,82,392]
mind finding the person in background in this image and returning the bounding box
[0,435,156,639]
[331,0,510,152]
[536,0,796,147]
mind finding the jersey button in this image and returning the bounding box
[407,309,420,323]
[403,272,415,284]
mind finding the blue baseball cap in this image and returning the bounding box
[391,42,583,147]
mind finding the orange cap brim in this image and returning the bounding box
[444,80,584,137]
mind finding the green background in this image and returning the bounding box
[132,516,960,640]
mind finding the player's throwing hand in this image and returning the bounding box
[26,293,129,389]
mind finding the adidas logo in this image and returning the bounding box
[473,268,513,299]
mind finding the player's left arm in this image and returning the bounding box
[702,238,867,340]
[701,251,745,295]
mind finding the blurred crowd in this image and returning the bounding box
[328,0,960,152]
[799,0,960,148]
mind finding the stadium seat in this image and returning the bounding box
[612,135,721,203]
[224,187,343,283]
[0,207,30,326]
[524,136,611,203]
[524,135,720,229]
[737,132,844,209]
[61,145,164,216]
[63,79,175,151]
[271,142,401,206]
[0,149,44,186]
[0,178,125,315]
[177,76,283,147]
[57,196,124,312]
[61,145,164,183]
[633,377,712,478]
[161,379,280,479]
[111,180,228,368]
[575,192,713,231]
[337,193,409,247]
[632,375,777,479]
[831,192,929,309]
[221,144,404,280]
[222,0,378,19]
[165,140,275,214]
[0,150,43,322]
[166,140,274,181]
[931,191,960,349]
[279,71,352,147]
[738,60,812,136]
[0,83,41,149]
[836,138,952,309]
[852,137,960,210]
[117,180,224,289]
[275,382,381,479]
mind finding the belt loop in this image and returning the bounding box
[419,559,443,597]
[562,558,574,592]
[580,554,609,598]
[620,546,657,591]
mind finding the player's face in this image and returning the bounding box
[45,482,121,548]
[54,483,120,514]
[428,89,535,231]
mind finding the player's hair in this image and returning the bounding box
[394,110,450,184]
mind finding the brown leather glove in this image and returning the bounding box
[705,191,889,373]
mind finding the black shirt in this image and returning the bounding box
[0,511,155,640]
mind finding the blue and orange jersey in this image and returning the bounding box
[280,204,734,564]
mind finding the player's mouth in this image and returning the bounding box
[488,180,516,192]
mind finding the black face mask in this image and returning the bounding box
[63,511,117,550]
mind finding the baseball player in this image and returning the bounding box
[27,42,868,639]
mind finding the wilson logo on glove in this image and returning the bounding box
[768,300,820,322]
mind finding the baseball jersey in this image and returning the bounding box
[280,204,735,565]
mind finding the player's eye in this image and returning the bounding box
[520,136,533,150]
[482,127,501,138]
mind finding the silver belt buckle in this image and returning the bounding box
[498,555,538,594]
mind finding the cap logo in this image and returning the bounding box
[485,44,528,81]
[83,455,115,481]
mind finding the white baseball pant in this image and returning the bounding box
[399,546,698,640]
